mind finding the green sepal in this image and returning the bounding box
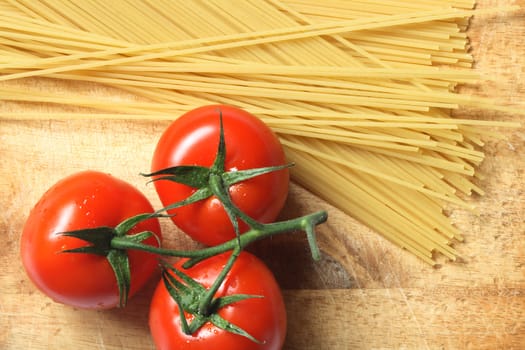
[107,249,131,308]
[209,313,262,344]
[142,165,210,188]
[221,162,294,187]
[60,226,115,255]
[210,111,226,174]
[208,173,263,231]
[155,187,212,214]
[213,294,263,310]
[161,259,203,291]
[208,173,242,236]
[160,260,214,335]
[127,230,160,246]
[114,213,164,237]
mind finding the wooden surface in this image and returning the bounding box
[1,1,524,349]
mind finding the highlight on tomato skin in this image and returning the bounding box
[19,170,162,309]
[150,104,290,246]
[149,251,287,350]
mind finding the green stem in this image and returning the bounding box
[208,173,263,230]
[198,245,241,316]
[111,210,327,262]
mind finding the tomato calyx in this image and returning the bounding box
[159,248,264,343]
[59,213,163,308]
[142,111,293,231]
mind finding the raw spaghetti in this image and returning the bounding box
[0,0,522,265]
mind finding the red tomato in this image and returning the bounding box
[20,170,162,309]
[151,105,289,246]
[149,252,287,350]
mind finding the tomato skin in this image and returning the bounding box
[151,105,289,246]
[20,170,162,309]
[149,252,287,350]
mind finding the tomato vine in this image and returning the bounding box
[56,107,328,344]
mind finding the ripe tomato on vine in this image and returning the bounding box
[149,105,290,246]
[20,170,162,309]
[149,252,287,350]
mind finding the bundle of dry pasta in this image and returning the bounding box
[0,0,521,265]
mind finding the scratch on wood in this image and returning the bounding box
[397,287,431,350]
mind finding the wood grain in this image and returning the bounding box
[1,1,524,349]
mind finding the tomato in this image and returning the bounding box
[149,251,287,350]
[20,170,162,309]
[150,105,289,246]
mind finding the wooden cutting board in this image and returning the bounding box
[1,1,524,349]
